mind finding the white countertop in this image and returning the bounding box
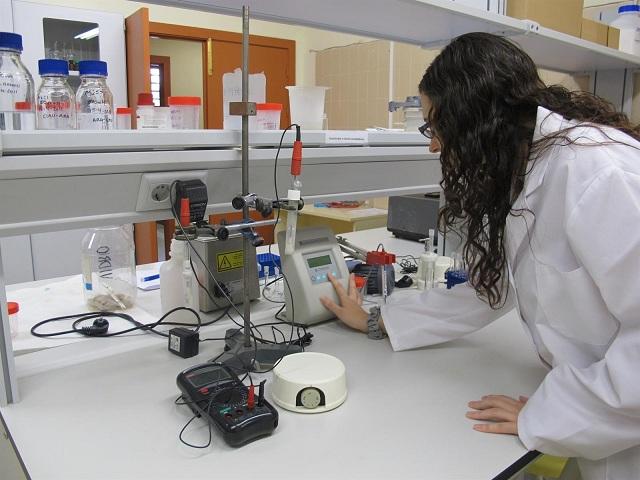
[0,229,546,480]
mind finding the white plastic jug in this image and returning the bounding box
[286,86,329,130]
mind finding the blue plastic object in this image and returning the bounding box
[619,4,640,13]
[0,32,23,52]
[257,253,281,278]
[38,59,69,76]
[445,270,468,289]
[78,60,108,77]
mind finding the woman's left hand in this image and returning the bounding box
[466,395,528,435]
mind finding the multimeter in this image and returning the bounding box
[176,363,278,447]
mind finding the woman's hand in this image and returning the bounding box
[466,395,528,435]
[320,273,369,333]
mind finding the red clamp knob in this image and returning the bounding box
[247,384,255,410]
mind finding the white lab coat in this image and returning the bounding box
[382,106,640,480]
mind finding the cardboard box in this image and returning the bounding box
[581,18,608,46]
[608,26,620,50]
[507,0,584,37]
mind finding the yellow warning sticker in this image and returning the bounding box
[217,250,244,272]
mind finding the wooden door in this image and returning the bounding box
[206,31,295,128]
[125,8,157,265]
[125,13,295,263]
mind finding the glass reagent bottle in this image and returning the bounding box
[0,32,35,131]
[36,58,75,130]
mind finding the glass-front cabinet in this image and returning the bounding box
[11,0,126,106]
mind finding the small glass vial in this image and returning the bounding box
[115,107,132,130]
[7,301,19,339]
[36,58,75,130]
[76,60,113,130]
[0,32,35,131]
[81,225,137,310]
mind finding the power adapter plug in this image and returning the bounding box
[168,327,199,358]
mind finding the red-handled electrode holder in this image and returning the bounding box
[180,198,191,227]
[291,140,302,176]
[290,125,303,176]
[366,250,396,265]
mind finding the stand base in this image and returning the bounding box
[215,328,302,373]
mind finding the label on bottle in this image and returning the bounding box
[78,102,113,130]
[37,100,74,129]
[81,254,93,292]
[0,79,20,96]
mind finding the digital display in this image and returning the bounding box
[187,367,231,388]
[307,255,332,268]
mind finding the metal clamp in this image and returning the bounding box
[229,102,257,116]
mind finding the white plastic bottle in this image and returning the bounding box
[611,5,640,56]
[36,59,76,130]
[416,229,438,290]
[136,92,170,129]
[160,239,200,325]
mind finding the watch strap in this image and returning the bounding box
[367,306,385,340]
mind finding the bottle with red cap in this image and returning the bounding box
[168,96,201,129]
[7,301,19,339]
[136,92,170,129]
[115,107,133,130]
[0,32,35,131]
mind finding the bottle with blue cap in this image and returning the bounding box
[76,60,113,130]
[0,32,35,131]
[611,4,640,56]
[36,59,75,130]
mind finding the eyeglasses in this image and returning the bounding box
[418,122,434,140]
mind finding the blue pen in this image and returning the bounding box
[142,274,160,282]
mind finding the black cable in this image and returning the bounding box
[167,125,305,375]
[190,257,225,310]
[178,398,214,449]
[169,184,268,370]
[31,307,202,339]
[169,183,247,322]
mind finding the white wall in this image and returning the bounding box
[15,0,372,86]
[150,37,204,127]
[0,0,12,31]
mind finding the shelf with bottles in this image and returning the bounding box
[0,129,430,155]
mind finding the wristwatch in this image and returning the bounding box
[367,306,386,340]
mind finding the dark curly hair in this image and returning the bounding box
[419,32,640,308]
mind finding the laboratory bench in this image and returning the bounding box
[282,204,389,235]
[0,229,547,480]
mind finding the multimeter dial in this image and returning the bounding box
[299,387,322,409]
[212,388,246,407]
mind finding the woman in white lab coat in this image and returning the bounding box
[320,32,640,480]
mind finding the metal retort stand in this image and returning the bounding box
[214,6,301,372]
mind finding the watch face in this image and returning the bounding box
[300,388,322,409]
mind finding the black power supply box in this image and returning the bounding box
[168,327,199,358]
